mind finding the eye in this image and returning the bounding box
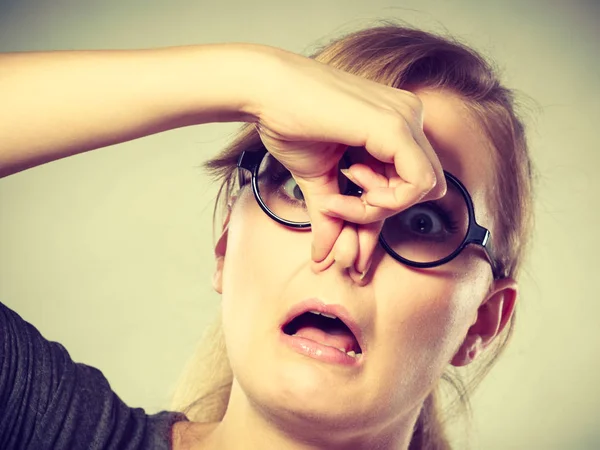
[398,204,447,236]
[281,176,305,202]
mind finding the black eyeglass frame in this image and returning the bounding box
[237,149,503,279]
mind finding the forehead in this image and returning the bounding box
[413,88,496,229]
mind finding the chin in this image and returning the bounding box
[244,357,372,427]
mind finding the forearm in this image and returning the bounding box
[0,43,263,177]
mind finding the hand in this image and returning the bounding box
[250,46,447,276]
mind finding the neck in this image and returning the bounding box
[193,380,420,450]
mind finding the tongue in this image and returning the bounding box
[295,326,357,352]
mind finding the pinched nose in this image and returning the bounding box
[332,223,357,269]
[331,223,368,285]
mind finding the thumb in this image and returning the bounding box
[295,169,344,264]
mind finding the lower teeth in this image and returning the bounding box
[335,347,360,358]
[293,336,361,358]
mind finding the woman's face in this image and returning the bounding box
[215,89,510,436]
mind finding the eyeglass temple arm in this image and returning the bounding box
[237,150,264,186]
[468,223,503,279]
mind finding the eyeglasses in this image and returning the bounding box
[237,148,502,279]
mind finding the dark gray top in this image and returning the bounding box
[0,302,189,449]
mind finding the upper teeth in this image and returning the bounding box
[309,310,337,319]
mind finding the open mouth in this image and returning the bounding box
[282,310,363,358]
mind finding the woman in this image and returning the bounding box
[0,24,533,449]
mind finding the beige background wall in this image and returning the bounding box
[0,0,598,448]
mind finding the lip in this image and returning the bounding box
[280,298,366,366]
[279,333,362,366]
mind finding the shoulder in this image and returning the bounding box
[0,301,189,449]
[171,421,219,450]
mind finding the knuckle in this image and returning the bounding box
[406,104,423,125]
[384,112,412,136]
[402,91,424,110]
[393,103,421,130]
[376,108,406,127]
[359,205,375,224]
[359,211,371,225]
[407,105,424,126]
[435,178,448,198]
[368,112,412,158]
[416,169,437,194]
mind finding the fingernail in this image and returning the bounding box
[340,168,355,182]
[358,258,372,279]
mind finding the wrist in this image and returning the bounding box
[158,43,274,126]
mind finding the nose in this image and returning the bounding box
[330,223,368,285]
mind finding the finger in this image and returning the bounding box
[349,162,418,210]
[325,163,402,225]
[321,194,395,225]
[364,115,436,200]
[362,179,420,210]
[341,161,426,214]
[311,248,336,273]
[355,221,382,275]
[310,212,344,264]
[340,163,388,191]
[363,94,451,207]
[296,169,344,264]
[411,128,446,201]
[395,92,446,196]
[372,133,434,210]
[404,94,447,200]
[389,132,438,205]
[331,223,359,271]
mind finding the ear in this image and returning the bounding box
[450,277,518,367]
[212,209,232,295]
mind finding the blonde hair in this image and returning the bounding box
[171,22,535,449]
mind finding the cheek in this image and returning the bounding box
[221,193,271,321]
[222,190,308,303]
[219,190,309,372]
[375,269,484,386]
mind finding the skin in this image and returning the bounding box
[0,44,513,450]
[173,89,517,450]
